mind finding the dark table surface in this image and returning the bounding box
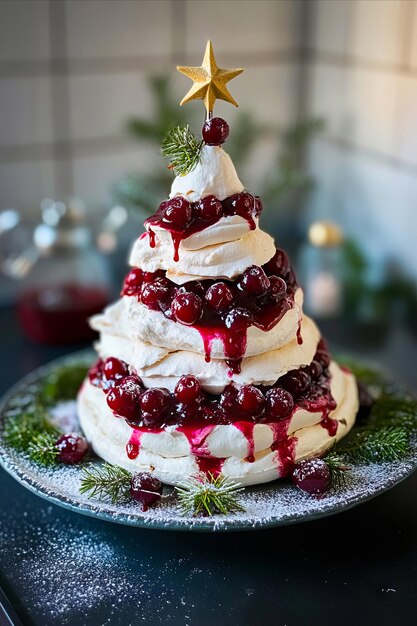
[0,306,416,626]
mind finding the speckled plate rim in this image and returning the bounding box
[0,350,416,533]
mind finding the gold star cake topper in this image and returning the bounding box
[177,41,243,115]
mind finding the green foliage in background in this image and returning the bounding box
[112,75,324,214]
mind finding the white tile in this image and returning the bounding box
[66,72,156,141]
[308,63,400,157]
[0,160,56,213]
[305,139,417,277]
[0,77,54,146]
[185,0,301,56]
[72,146,156,206]
[311,0,351,55]
[349,0,406,65]
[65,0,173,60]
[0,1,50,62]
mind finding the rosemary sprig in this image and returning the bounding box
[161,124,203,176]
[80,463,132,504]
[176,473,245,517]
[27,433,59,466]
[41,364,88,406]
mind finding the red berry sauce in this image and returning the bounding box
[144,192,262,262]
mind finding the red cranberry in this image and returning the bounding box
[172,292,203,325]
[122,268,144,295]
[175,375,202,404]
[266,387,294,419]
[139,388,171,426]
[130,472,162,510]
[291,458,331,495]
[266,276,287,302]
[317,337,328,352]
[224,307,253,330]
[237,385,265,417]
[56,433,88,464]
[220,384,238,412]
[88,359,104,387]
[106,376,143,420]
[304,360,323,380]
[202,117,229,145]
[280,370,311,396]
[163,197,192,229]
[205,282,234,313]
[315,349,331,369]
[230,192,256,220]
[102,357,129,385]
[238,265,270,297]
[184,280,206,298]
[195,195,223,221]
[140,278,170,311]
[263,249,290,278]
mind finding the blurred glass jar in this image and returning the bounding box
[3,199,111,344]
[298,221,344,319]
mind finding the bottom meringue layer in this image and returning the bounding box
[77,364,358,487]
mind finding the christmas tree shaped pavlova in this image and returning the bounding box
[78,42,359,504]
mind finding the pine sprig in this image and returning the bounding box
[176,473,245,517]
[80,463,132,504]
[324,453,351,489]
[161,124,203,176]
[335,426,410,464]
[4,408,60,452]
[27,433,59,466]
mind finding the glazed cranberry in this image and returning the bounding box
[202,117,229,145]
[139,388,171,426]
[102,357,129,385]
[140,278,170,311]
[175,375,202,404]
[315,349,331,369]
[205,282,234,312]
[238,265,270,297]
[254,196,263,216]
[195,195,223,221]
[122,268,144,295]
[304,360,323,380]
[291,458,331,495]
[220,384,238,412]
[56,433,88,464]
[88,359,104,387]
[130,472,162,510]
[106,375,142,420]
[237,385,265,417]
[266,387,294,419]
[230,192,256,219]
[317,337,328,352]
[224,307,253,330]
[267,276,287,303]
[263,249,290,278]
[280,370,311,396]
[172,292,203,325]
[163,197,192,229]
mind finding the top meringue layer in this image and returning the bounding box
[169,145,244,202]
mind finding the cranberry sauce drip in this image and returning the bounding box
[89,344,337,476]
[121,249,298,374]
[144,192,263,262]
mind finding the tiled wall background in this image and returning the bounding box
[305,0,417,277]
[0,0,301,210]
[0,0,417,278]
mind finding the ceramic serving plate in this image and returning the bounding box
[0,350,416,532]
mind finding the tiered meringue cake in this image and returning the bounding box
[78,140,359,487]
